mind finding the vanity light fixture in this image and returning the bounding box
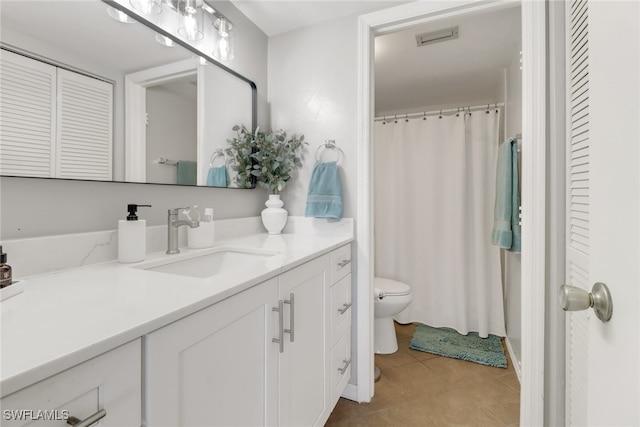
[212,16,234,61]
[106,6,137,23]
[130,0,163,15]
[177,0,204,41]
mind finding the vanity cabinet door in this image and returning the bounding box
[146,278,279,427]
[277,254,331,427]
[0,339,141,427]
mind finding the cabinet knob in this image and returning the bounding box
[338,359,351,375]
[67,409,106,427]
[338,302,352,315]
[272,301,284,353]
[337,259,351,268]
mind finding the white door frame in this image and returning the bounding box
[124,59,197,182]
[355,1,547,424]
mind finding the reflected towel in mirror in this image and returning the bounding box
[176,161,197,185]
[206,165,229,187]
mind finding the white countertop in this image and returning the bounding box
[0,231,353,397]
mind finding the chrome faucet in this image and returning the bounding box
[167,208,199,254]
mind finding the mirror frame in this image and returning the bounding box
[0,0,258,189]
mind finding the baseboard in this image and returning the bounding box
[504,336,522,383]
[340,384,359,402]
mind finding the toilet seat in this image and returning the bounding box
[374,277,411,296]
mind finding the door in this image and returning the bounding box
[146,278,279,427]
[278,255,330,427]
[565,1,640,425]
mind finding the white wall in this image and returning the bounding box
[0,0,268,241]
[504,50,523,370]
[146,83,197,184]
[268,15,358,219]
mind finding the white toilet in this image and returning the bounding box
[374,277,413,354]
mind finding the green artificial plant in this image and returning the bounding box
[226,125,307,193]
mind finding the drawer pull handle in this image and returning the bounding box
[272,300,284,353]
[338,302,352,314]
[284,293,295,342]
[337,259,352,268]
[338,359,352,375]
[67,409,106,427]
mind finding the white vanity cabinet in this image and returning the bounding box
[0,340,141,427]
[145,243,352,427]
[146,277,280,427]
[329,245,353,405]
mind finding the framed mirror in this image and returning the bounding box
[0,0,257,188]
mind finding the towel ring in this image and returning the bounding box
[315,140,344,165]
[209,149,228,167]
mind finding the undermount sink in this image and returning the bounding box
[135,247,279,279]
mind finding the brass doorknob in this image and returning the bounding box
[559,282,613,322]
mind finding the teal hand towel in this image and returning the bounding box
[206,165,228,187]
[305,161,343,220]
[176,160,197,185]
[491,139,521,252]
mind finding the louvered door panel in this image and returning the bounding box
[56,69,113,180]
[566,0,590,425]
[0,50,56,177]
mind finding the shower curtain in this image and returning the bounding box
[374,110,505,338]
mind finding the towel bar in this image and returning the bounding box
[315,140,344,164]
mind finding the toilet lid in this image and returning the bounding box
[374,277,411,296]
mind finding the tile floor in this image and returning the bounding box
[325,322,520,426]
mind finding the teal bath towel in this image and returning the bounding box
[176,160,197,186]
[206,165,228,187]
[305,161,343,220]
[491,139,521,252]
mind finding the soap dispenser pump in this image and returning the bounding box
[118,204,151,263]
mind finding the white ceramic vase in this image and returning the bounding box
[261,194,288,235]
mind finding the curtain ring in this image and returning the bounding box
[423,111,427,120]
[405,113,409,122]
[495,103,499,113]
[466,106,472,116]
[394,114,398,124]
[456,107,461,117]
[486,104,490,114]
[439,109,443,119]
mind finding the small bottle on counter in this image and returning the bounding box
[188,207,215,249]
[118,204,151,263]
[0,245,12,288]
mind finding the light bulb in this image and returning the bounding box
[184,13,198,39]
[177,1,204,41]
[130,0,162,15]
[213,18,234,61]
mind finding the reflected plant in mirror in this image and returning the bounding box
[224,125,257,189]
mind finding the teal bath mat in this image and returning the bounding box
[409,324,507,368]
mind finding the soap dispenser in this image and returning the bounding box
[0,246,12,288]
[118,204,151,263]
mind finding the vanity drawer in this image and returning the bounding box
[331,274,352,345]
[1,340,141,427]
[330,244,352,285]
[330,331,352,406]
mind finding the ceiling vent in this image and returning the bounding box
[415,26,459,47]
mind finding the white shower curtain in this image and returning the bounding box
[374,110,505,338]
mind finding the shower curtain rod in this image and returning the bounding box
[374,102,505,122]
